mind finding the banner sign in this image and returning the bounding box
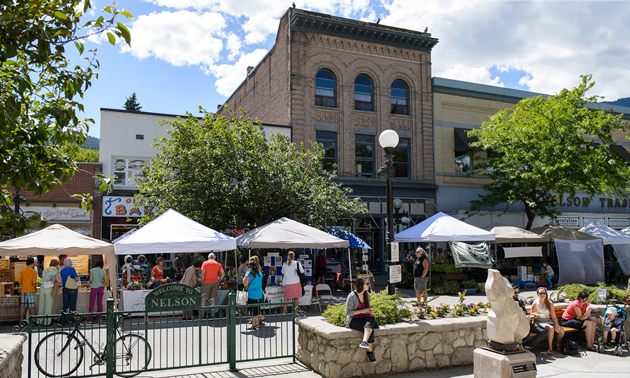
[25,206,91,221]
[102,196,156,218]
[145,283,201,312]
[389,265,402,283]
[448,241,493,269]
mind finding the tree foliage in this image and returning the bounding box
[138,109,368,230]
[123,92,141,111]
[61,144,99,163]
[467,75,630,229]
[0,0,132,235]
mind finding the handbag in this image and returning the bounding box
[42,271,54,289]
[236,290,248,305]
[297,262,307,296]
[65,275,79,290]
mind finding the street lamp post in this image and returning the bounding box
[379,129,399,295]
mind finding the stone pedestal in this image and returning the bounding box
[474,348,536,378]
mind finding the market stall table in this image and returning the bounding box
[35,290,112,314]
[264,285,313,308]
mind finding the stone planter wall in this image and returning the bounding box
[296,305,616,378]
[297,316,487,377]
[0,334,27,378]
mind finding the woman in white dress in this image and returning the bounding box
[531,286,565,354]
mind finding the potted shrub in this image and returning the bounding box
[460,280,477,295]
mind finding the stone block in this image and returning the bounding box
[443,343,454,355]
[451,347,474,366]
[466,330,475,346]
[376,359,392,375]
[425,350,437,368]
[373,344,387,362]
[453,337,467,348]
[420,333,441,350]
[327,362,341,378]
[435,354,450,367]
[361,361,376,375]
[342,362,361,377]
[474,348,536,378]
[416,349,425,360]
[324,345,338,361]
[444,330,459,343]
[352,347,368,363]
[338,346,353,365]
[409,356,426,371]
[310,351,320,369]
[433,343,443,354]
[407,341,416,357]
[391,339,409,373]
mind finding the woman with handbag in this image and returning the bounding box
[58,258,80,326]
[282,251,304,315]
[37,259,59,325]
[243,259,264,330]
[87,261,108,322]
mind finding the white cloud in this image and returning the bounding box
[208,49,270,96]
[382,0,630,99]
[122,10,226,67]
[225,33,242,61]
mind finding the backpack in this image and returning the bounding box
[261,272,269,291]
[561,338,579,356]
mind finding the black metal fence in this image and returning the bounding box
[19,293,297,378]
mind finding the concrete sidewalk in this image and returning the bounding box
[118,347,630,378]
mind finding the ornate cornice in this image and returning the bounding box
[290,12,438,52]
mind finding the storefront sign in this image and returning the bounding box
[608,218,629,228]
[145,283,201,312]
[557,217,579,228]
[389,265,402,283]
[583,217,606,227]
[43,254,90,275]
[25,206,91,221]
[102,196,156,218]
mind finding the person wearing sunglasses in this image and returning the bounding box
[531,287,565,355]
[512,284,548,350]
[345,276,378,362]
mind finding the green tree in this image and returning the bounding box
[467,75,630,229]
[1,0,132,235]
[138,108,368,230]
[61,144,99,163]
[123,92,141,111]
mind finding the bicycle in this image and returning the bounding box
[34,311,152,377]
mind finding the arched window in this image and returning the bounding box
[391,79,409,115]
[315,69,337,107]
[354,74,374,111]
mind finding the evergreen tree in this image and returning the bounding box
[124,92,142,111]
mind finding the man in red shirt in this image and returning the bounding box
[201,253,225,309]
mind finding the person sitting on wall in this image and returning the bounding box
[512,284,548,350]
[345,276,378,363]
[561,291,599,351]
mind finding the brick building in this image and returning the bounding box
[4,163,103,240]
[219,8,439,272]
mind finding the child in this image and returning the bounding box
[18,257,38,323]
[603,307,623,346]
[542,262,554,288]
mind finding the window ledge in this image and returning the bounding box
[314,105,340,111]
[437,172,488,179]
[390,114,412,118]
[352,110,377,115]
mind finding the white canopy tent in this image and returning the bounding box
[394,212,496,242]
[0,224,119,300]
[580,221,630,276]
[482,224,549,259]
[236,217,349,249]
[114,209,236,254]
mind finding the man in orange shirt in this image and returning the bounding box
[19,258,38,322]
[201,253,225,311]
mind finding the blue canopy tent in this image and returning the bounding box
[323,229,372,249]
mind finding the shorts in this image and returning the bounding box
[201,282,218,301]
[248,298,261,316]
[414,276,429,292]
[562,318,585,329]
[21,292,36,308]
[316,267,326,278]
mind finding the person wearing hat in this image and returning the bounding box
[201,253,225,314]
[603,307,623,346]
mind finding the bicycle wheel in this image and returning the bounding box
[34,331,84,377]
[115,334,152,377]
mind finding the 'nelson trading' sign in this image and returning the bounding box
[145,283,201,312]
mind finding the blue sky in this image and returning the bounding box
[79,0,630,137]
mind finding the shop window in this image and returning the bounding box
[316,131,338,171]
[391,79,409,115]
[114,157,150,187]
[394,138,410,178]
[454,128,477,173]
[316,69,337,107]
[354,74,374,111]
[355,134,375,177]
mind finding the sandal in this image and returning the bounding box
[546,350,554,355]
[587,346,597,352]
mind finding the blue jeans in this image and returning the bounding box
[59,288,78,325]
[547,274,555,287]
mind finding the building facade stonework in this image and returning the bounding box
[219,8,440,272]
